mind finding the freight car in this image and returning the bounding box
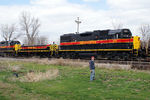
[59,29,141,60]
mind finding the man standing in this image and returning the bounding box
[89,56,95,81]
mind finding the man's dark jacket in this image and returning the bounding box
[89,60,95,70]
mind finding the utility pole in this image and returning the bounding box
[75,17,81,34]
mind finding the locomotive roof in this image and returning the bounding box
[61,33,75,36]
[0,40,20,43]
[61,29,131,37]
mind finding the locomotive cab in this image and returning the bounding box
[108,29,132,39]
[121,29,132,38]
[0,41,20,46]
[0,41,8,46]
[9,41,20,45]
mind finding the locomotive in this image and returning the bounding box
[0,41,20,56]
[59,29,140,60]
[0,28,143,60]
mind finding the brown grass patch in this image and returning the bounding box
[17,69,59,82]
[0,62,8,71]
[0,61,21,72]
[0,66,6,71]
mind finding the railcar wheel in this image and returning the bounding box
[62,53,66,59]
[114,56,119,61]
[124,54,130,61]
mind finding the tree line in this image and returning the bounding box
[0,11,48,45]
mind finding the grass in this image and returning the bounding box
[0,59,150,100]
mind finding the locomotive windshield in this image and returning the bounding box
[121,29,132,38]
[108,29,132,39]
[10,41,21,45]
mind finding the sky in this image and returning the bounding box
[0,0,149,43]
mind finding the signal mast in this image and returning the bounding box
[75,17,81,34]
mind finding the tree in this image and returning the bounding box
[36,36,48,45]
[111,19,123,29]
[20,11,41,45]
[22,37,28,46]
[0,24,19,41]
[23,36,48,45]
[139,24,150,54]
[55,37,60,45]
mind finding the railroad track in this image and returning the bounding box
[0,57,150,70]
[97,60,150,70]
[79,59,150,70]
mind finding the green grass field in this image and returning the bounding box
[0,60,150,100]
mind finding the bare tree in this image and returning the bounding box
[111,19,123,29]
[0,24,20,41]
[20,11,41,45]
[139,24,150,54]
[22,37,28,46]
[55,37,60,45]
[36,36,48,45]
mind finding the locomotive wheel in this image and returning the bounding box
[70,53,74,59]
[114,56,119,61]
[124,54,129,61]
[62,53,67,59]
[70,53,78,59]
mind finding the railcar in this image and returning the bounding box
[17,44,58,57]
[59,29,141,60]
[0,41,58,57]
[0,41,20,56]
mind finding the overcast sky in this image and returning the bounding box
[0,0,149,43]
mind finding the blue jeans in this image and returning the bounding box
[90,69,95,81]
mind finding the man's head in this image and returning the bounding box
[91,56,95,61]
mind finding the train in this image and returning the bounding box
[0,28,148,60]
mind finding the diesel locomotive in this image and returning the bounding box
[59,29,140,60]
[0,41,20,56]
[0,28,143,60]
